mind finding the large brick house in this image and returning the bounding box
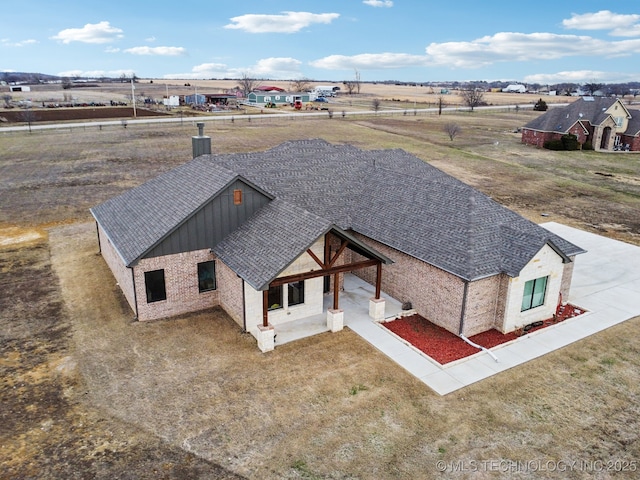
[91,139,585,352]
[521,97,640,151]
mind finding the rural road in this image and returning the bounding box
[0,104,536,133]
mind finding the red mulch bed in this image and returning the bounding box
[383,304,586,364]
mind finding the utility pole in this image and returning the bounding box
[131,78,137,118]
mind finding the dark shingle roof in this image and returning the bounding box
[625,111,640,136]
[92,139,585,284]
[90,157,237,266]
[213,199,332,290]
[523,97,635,134]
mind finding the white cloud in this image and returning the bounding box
[58,69,136,78]
[224,11,339,33]
[251,57,302,77]
[145,36,156,42]
[124,46,187,56]
[105,47,120,53]
[1,38,38,47]
[424,32,640,68]
[524,70,640,84]
[52,21,124,44]
[164,57,302,80]
[563,10,640,37]
[363,0,393,7]
[311,52,428,70]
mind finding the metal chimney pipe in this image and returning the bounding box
[192,122,211,158]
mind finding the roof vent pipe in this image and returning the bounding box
[192,122,211,158]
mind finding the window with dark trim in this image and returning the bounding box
[521,276,548,312]
[288,281,305,307]
[198,261,216,292]
[268,284,283,310]
[145,269,166,303]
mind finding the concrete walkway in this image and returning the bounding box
[277,222,640,395]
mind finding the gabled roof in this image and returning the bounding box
[624,113,640,137]
[523,97,629,134]
[92,139,585,284]
[91,158,239,266]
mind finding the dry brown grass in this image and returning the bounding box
[2,105,640,478]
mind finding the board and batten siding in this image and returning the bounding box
[142,179,270,260]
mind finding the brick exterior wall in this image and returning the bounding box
[217,259,245,329]
[463,275,504,337]
[97,224,136,315]
[620,133,640,151]
[351,234,466,334]
[134,249,220,321]
[521,128,549,148]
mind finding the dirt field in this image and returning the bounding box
[1,104,639,478]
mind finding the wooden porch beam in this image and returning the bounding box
[333,272,340,310]
[375,262,382,299]
[262,290,269,327]
[328,240,348,268]
[269,258,379,287]
[306,248,325,268]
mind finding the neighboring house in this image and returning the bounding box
[522,97,640,151]
[91,139,585,352]
[246,91,312,106]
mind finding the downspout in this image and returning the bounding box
[458,280,499,363]
[95,221,102,254]
[241,280,247,332]
[130,267,139,320]
[458,281,469,336]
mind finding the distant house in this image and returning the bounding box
[246,91,312,106]
[91,139,585,352]
[522,97,640,151]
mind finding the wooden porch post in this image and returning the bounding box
[333,272,340,310]
[262,289,269,327]
[375,261,382,299]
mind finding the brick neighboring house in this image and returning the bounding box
[91,139,585,352]
[521,97,640,151]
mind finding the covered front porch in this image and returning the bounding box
[272,273,405,346]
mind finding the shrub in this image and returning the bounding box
[561,134,580,151]
[582,141,594,150]
[533,98,548,111]
[543,139,564,150]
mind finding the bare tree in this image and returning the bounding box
[460,88,485,111]
[371,98,381,113]
[289,78,312,92]
[437,95,446,115]
[2,94,11,108]
[343,80,357,95]
[354,69,361,94]
[19,108,38,133]
[443,122,461,141]
[237,73,261,97]
[583,82,604,95]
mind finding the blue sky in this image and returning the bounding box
[2,1,639,84]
